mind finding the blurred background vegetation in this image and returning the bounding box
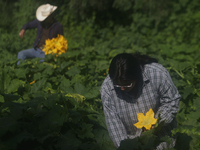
[1,0,200,60]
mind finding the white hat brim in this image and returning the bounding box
[36,4,57,22]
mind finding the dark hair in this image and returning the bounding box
[109,53,158,81]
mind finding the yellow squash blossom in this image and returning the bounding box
[42,35,68,56]
[134,108,157,130]
[30,80,35,85]
[65,93,86,103]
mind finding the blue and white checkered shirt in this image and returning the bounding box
[101,63,181,150]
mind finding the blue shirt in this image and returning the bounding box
[22,19,63,49]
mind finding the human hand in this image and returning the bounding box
[19,29,25,38]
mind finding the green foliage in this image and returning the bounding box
[0,93,114,150]
[117,121,173,150]
[1,0,200,149]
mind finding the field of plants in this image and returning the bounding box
[1,0,200,149]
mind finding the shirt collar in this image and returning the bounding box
[142,67,150,86]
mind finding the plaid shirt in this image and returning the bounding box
[101,63,181,150]
[22,19,63,49]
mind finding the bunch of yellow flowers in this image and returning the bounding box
[42,35,68,56]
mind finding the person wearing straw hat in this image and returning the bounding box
[17,4,63,65]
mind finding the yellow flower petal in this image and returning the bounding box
[52,49,58,54]
[134,108,157,130]
[42,35,68,55]
[30,80,35,85]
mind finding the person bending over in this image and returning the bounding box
[101,53,181,150]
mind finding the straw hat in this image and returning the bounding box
[36,4,57,22]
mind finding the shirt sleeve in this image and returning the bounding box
[21,19,38,30]
[157,69,181,124]
[101,83,128,148]
[57,24,63,36]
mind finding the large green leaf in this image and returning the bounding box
[3,101,25,119]
[193,97,200,110]
[59,61,71,71]
[31,78,47,93]
[75,123,94,139]
[174,133,192,150]
[0,116,18,137]
[74,82,87,95]
[34,72,42,80]
[54,131,82,149]
[3,94,21,102]
[118,138,140,150]
[182,85,193,99]
[43,65,54,76]
[6,79,23,93]
[0,94,4,103]
[66,66,81,77]
[15,68,26,79]
[3,131,35,150]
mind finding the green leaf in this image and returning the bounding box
[84,87,100,99]
[3,101,25,119]
[37,108,66,140]
[0,117,18,137]
[15,68,26,79]
[42,94,59,109]
[179,0,189,7]
[75,123,94,139]
[59,76,72,92]
[4,131,35,150]
[94,60,109,71]
[93,129,115,149]
[26,97,45,109]
[33,91,47,98]
[140,131,158,149]
[6,79,23,93]
[179,101,186,109]
[65,93,86,103]
[174,133,192,150]
[43,65,54,76]
[66,96,79,107]
[66,66,80,77]
[160,136,171,145]
[74,82,87,95]
[176,109,186,124]
[34,72,42,80]
[187,111,200,121]
[0,94,4,103]
[59,61,71,71]
[3,74,11,93]
[3,94,21,102]
[31,78,47,93]
[118,138,140,150]
[54,131,81,149]
[193,97,200,110]
[182,85,193,99]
